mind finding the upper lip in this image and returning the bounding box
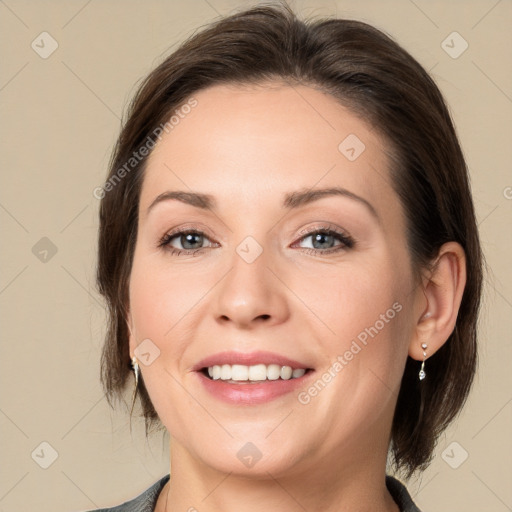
[193,351,313,371]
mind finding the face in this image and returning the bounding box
[128,82,424,478]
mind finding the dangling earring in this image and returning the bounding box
[131,356,139,387]
[130,356,139,412]
[419,343,427,380]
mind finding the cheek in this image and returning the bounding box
[128,254,207,342]
[297,269,411,434]
[305,258,406,341]
[307,254,412,390]
[128,252,218,410]
[128,259,196,434]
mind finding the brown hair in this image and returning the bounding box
[96,2,483,477]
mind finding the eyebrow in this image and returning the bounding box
[146,186,379,220]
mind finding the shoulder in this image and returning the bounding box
[386,475,422,512]
[80,474,170,512]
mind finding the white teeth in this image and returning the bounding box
[221,364,231,380]
[231,364,249,381]
[266,364,280,380]
[249,364,267,381]
[205,364,308,382]
[281,366,293,380]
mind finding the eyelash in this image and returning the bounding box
[157,224,355,257]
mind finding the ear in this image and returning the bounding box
[408,241,467,361]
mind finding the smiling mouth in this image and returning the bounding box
[200,363,314,383]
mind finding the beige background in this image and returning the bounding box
[0,0,511,511]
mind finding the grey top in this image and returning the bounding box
[86,474,421,511]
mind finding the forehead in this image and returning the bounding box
[139,82,398,219]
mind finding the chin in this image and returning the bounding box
[183,433,307,478]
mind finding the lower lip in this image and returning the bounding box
[196,371,313,405]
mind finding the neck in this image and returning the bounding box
[160,438,399,512]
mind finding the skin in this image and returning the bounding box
[127,82,466,512]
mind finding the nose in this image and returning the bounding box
[213,245,290,329]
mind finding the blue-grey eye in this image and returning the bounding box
[179,232,204,250]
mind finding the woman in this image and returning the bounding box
[91,3,482,511]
